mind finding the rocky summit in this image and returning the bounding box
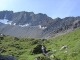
[0,10,80,38]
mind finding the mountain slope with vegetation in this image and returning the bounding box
[0,28,80,60]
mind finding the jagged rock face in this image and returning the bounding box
[43,17,80,34]
[0,11,13,20]
[0,11,53,26]
[0,11,80,38]
[73,20,80,29]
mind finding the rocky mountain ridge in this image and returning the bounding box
[0,11,53,27]
[0,11,80,38]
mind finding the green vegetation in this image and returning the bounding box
[0,28,80,60]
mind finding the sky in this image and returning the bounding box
[0,0,80,19]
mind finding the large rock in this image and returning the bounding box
[31,44,42,54]
[0,55,16,60]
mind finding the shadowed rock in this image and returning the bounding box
[0,55,17,60]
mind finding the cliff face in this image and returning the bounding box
[0,11,80,38]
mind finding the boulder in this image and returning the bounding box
[0,36,4,40]
[31,44,42,54]
[0,55,16,60]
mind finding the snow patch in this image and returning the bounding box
[19,23,30,27]
[0,14,9,24]
[5,21,13,25]
[38,25,47,29]
[0,19,9,24]
[4,14,7,19]
[13,23,16,25]
[38,25,42,28]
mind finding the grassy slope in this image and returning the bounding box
[47,28,80,60]
[0,28,80,60]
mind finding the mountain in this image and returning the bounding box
[0,10,80,38]
[0,11,54,38]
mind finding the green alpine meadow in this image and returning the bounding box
[0,28,80,60]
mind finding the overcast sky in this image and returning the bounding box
[0,0,80,18]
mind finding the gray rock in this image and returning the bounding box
[0,55,16,60]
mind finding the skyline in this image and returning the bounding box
[0,0,80,19]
